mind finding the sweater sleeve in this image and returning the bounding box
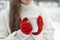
[0,9,29,40]
[41,9,55,40]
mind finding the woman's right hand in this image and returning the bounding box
[20,21,33,35]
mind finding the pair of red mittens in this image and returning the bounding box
[20,16,43,35]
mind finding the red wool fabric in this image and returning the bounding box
[20,15,44,35]
[32,16,44,35]
[22,17,28,22]
[20,21,33,35]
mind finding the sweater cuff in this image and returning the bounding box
[17,30,30,40]
[32,31,44,40]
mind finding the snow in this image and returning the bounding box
[39,2,60,40]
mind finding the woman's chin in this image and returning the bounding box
[22,2,31,5]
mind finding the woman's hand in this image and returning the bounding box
[20,21,33,35]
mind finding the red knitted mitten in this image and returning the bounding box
[20,17,33,35]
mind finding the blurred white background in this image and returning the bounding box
[0,0,60,40]
[39,2,60,40]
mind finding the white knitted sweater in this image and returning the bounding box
[0,1,54,40]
